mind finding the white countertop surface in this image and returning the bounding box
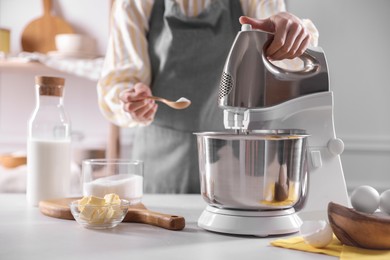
[0,194,335,260]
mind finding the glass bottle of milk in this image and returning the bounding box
[27,76,71,206]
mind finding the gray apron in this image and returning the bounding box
[130,0,243,193]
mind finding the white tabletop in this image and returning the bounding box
[0,194,335,260]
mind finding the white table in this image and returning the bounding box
[0,194,335,260]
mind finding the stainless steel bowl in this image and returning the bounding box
[195,129,309,210]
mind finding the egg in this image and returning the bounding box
[379,189,390,215]
[300,220,333,248]
[350,185,380,214]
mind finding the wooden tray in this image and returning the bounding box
[39,198,185,231]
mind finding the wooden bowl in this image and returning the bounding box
[0,154,27,168]
[328,202,390,249]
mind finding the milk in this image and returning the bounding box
[27,139,71,206]
[83,174,143,203]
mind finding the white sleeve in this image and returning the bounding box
[97,0,153,127]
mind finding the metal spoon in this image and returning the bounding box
[145,96,191,110]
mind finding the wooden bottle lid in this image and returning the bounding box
[35,76,65,97]
[35,76,65,86]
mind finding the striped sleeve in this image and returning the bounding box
[97,0,153,127]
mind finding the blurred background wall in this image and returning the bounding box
[288,0,390,192]
[1,0,389,192]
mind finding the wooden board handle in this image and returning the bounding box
[43,0,52,16]
[39,198,185,231]
[123,209,185,231]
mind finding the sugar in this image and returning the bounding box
[83,173,143,203]
[176,97,190,103]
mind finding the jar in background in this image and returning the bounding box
[0,28,10,57]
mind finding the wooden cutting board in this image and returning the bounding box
[39,198,185,231]
[21,0,74,53]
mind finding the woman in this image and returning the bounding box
[97,0,318,193]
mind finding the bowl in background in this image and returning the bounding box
[55,33,96,54]
[70,199,129,229]
[0,153,27,168]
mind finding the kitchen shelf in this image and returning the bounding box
[0,59,73,75]
[0,57,103,81]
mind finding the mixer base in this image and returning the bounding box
[198,206,302,237]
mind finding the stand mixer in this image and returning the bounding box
[195,24,350,236]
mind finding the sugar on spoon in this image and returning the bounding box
[144,96,191,110]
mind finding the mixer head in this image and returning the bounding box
[218,24,329,131]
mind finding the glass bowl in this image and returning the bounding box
[70,199,130,229]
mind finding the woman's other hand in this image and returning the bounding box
[239,12,311,60]
[120,83,158,125]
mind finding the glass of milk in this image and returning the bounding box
[82,159,143,204]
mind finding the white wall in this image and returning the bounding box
[1,0,390,192]
[287,0,390,191]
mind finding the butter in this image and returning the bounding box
[89,196,106,206]
[91,208,107,224]
[104,193,121,204]
[78,193,123,224]
[105,207,115,220]
[80,205,99,220]
[78,196,89,211]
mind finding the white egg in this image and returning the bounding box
[379,189,390,214]
[350,185,380,214]
[300,220,333,248]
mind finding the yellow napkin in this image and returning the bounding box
[271,236,390,260]
[271,236,342,257]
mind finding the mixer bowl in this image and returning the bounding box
[195,129,309,210]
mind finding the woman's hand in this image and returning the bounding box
[119,83,158,125]
[239,12,311,60]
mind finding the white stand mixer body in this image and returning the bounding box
[198,25,348,236]
[238,91,350,212]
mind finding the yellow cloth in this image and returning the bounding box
[271,236,390,260]
[271,236,342,257]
